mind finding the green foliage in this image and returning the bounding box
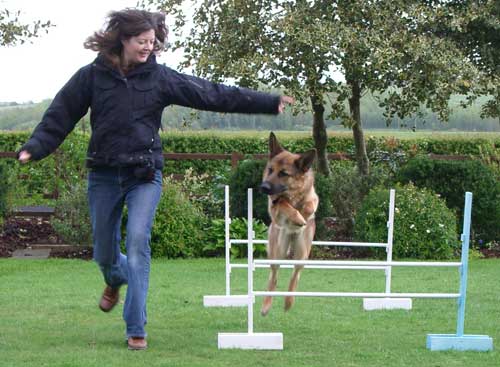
[397,157,500,244]
[51,182,92,246]
[203,217,268,258]
[169,167,227,220]
[314,162,392,240]
[355,184,459,259]
[0,8,52,46]
[150,177,208,258]
[228,159,269,223]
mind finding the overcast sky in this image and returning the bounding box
[0,0,184,103]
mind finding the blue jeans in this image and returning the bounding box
[87,167,162,338]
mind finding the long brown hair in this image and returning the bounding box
[84,9,168,68]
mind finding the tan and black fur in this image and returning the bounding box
[260,132,319,316]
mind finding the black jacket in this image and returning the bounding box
[20,54,281,169]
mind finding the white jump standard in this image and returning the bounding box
[203,186,411,310]
[216,189,493,351]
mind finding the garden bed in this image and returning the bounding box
[0,216,92,259]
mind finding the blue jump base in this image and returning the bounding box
[427,334,493,351]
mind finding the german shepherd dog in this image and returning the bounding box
[260,132,318,315]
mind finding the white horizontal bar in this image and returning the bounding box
[254,260,462,267]
[230,263,387,270]
[313,241,388,248]
[230,239,387,248]
[230,239,268,244]
[254,291,460,299]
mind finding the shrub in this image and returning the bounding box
[397,157,500,244]
[149,177,208,258]
[354,184,459,259]
[203,217,268,258]
[170,167,226,220]
[229,159,269,223]
[314,162,393,241]
[0,160,10,219]
[52,182,92,246]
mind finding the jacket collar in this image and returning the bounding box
[94,53,157,78]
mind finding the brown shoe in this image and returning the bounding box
[128,337,147,350]
[99,286,119,312]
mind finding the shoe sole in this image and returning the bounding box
[128,344,148,350]
[99,304,116,313]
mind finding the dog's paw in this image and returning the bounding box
[284,296,295,311]
[290,214,307,227]
[261,297,272,316]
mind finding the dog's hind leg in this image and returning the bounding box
[261,225,287,316]
[284,263,304,312]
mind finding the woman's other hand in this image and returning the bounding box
[278,96,295,113]
[18,150,31,164]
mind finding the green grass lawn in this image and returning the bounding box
[0,258,498,367]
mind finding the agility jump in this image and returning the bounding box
[208,188,493,351]
[204,186,412,310]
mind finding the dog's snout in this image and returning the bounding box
[260,182,287,196]
[260,182,273,195]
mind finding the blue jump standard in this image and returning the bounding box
[426,192,493,352]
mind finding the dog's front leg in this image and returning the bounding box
[270,199,307,227]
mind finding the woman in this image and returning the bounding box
[18,9,293,350]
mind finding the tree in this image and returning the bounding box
[141,0,485,175]
[0,8,52,46]
[435,0,499,122]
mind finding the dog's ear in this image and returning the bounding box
[269,132,284,158]
[295,149,316,172]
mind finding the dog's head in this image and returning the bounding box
[260,132,316,196]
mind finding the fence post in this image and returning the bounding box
[231,152,242,169]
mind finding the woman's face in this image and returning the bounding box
[122,29,155,65]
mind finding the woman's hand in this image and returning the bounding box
[18,150,31,164]
[278,95,295,113]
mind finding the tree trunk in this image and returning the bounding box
[348,80,370,175]
[310,94,330,176]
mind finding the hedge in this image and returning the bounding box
[0,130,498,200]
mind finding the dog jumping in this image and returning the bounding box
[259,132,319,316]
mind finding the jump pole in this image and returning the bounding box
[426,192,493,351]
[218,188,283,349]
[203,185,251,307]
[364,189,412,311]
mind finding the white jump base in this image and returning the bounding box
[363,298,412,310]
[203,295,254,307]
[218,332,283,350]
